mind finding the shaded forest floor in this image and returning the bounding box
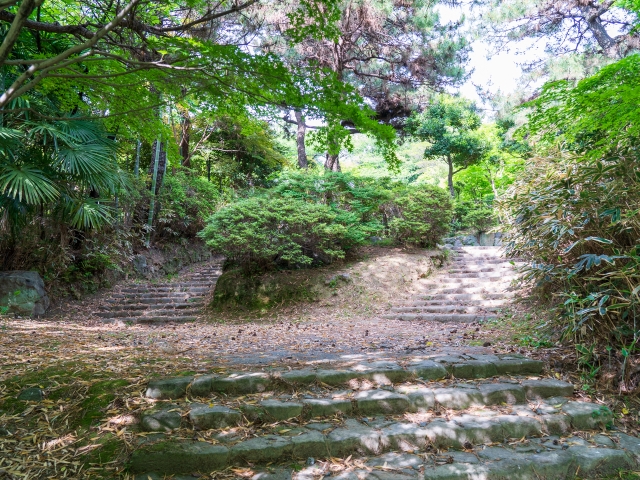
[1,247,639,478]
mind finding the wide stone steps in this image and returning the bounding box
[145,354,544,400]
[95,258,223,324]
[131,352,640,479]
[400,299,508,308]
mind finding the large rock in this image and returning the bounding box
[0,271,49,316]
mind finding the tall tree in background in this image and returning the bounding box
[406,95,489,197]
[262,0,469,171]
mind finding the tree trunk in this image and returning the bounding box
[579,5,619,58]
[294,110,308,169]
[447,156,455,197]
[324,153,341,171]
[149,139,167,194]
[180,111,191,167]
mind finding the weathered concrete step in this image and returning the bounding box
[400,299,509,308]
[390,306,500,314]
[109,291,205,298]
[118,286,212,294]
[102,315,198,324]
[419,293,513,301]
[383,313,496,322]
[105,297,199,305]
[102,301,204,311]
[97,306,201,318]
[417,279,514,288]
[130,400,620,475]
[446,272,517,279]
[141,379,574,433]
[146,355,544,400]
[419,287,514,295]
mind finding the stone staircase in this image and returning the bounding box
[130,352,640,479]
[383,246,519,323]
[95,258,223,324]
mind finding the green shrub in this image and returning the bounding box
[387,185,454,247]
[156,171,221,238]
[453,200,496,234]
[500,150,640,361]
[199,195,367,272]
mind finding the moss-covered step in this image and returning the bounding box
[145,354,544,400]
[129,401,618,475]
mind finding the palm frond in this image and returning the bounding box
[63,196,114,230]
[0,165,59,204]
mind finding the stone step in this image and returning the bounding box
[105,297,197,305]
[101,315,198,324]
[383,313,496,322]
[107,293,200,301]
[140,379,574,433]
[400,299,509,308]
[118,286,212,293]
[390,305,500,314]
[130,399,620,476]
[419,293,514,301]
[417,287,513,295]
[145,355,544,400]
[97,306,202,318]
[102,301,204,310]
[446,272,517,279]
[417,278,514,287]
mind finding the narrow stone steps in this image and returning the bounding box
[96,307,201,318]
[399,299,509,308]
[389,306,500,314]
[97,258,223,324]
[383,313,496,322]
[419,293,513,301]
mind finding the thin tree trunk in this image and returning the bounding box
[294,110,308,169]
[148,139,167,194]
[447,156,455,197]
[134,139,141,177]
[146,135,161,246]
[180,111,191,167]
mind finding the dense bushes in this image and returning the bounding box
[387,185,453,247]
[200,172,453,271]
[199,196,359,272]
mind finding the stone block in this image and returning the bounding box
[304,398,352,417]
[498,415,543,439]
[129,441,229,474]
[316,370,357,386]
[562,402,614,430]
[406,361,447,381]
[327,421,381,456]
[540,414,571,435]
[404,388,436,410]
[291,430,327,458]
[492,357,544,375]
[190,374,218,397]
[189,404,242,430]
[261,399,303,420]
[521,379,574,400]
[146,377,192,400]
[380,423,430,451]
[355,389,412,415]
[211,372,272,394]
[433,387,482,409]
[478,383,525,405]
[230,435,292,463]
[141,407,182,432]
[446,360,497,379]
[568,446,634,476]
[278,369,317,385]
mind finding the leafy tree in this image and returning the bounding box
[262,0,469,171]
[476,0,639,63]
[406,95,490,197]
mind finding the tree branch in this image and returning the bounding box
[0,0,43,65]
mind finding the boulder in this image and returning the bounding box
[478,233,495,247]
[462,235,480,246]
[0,271,49,316]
